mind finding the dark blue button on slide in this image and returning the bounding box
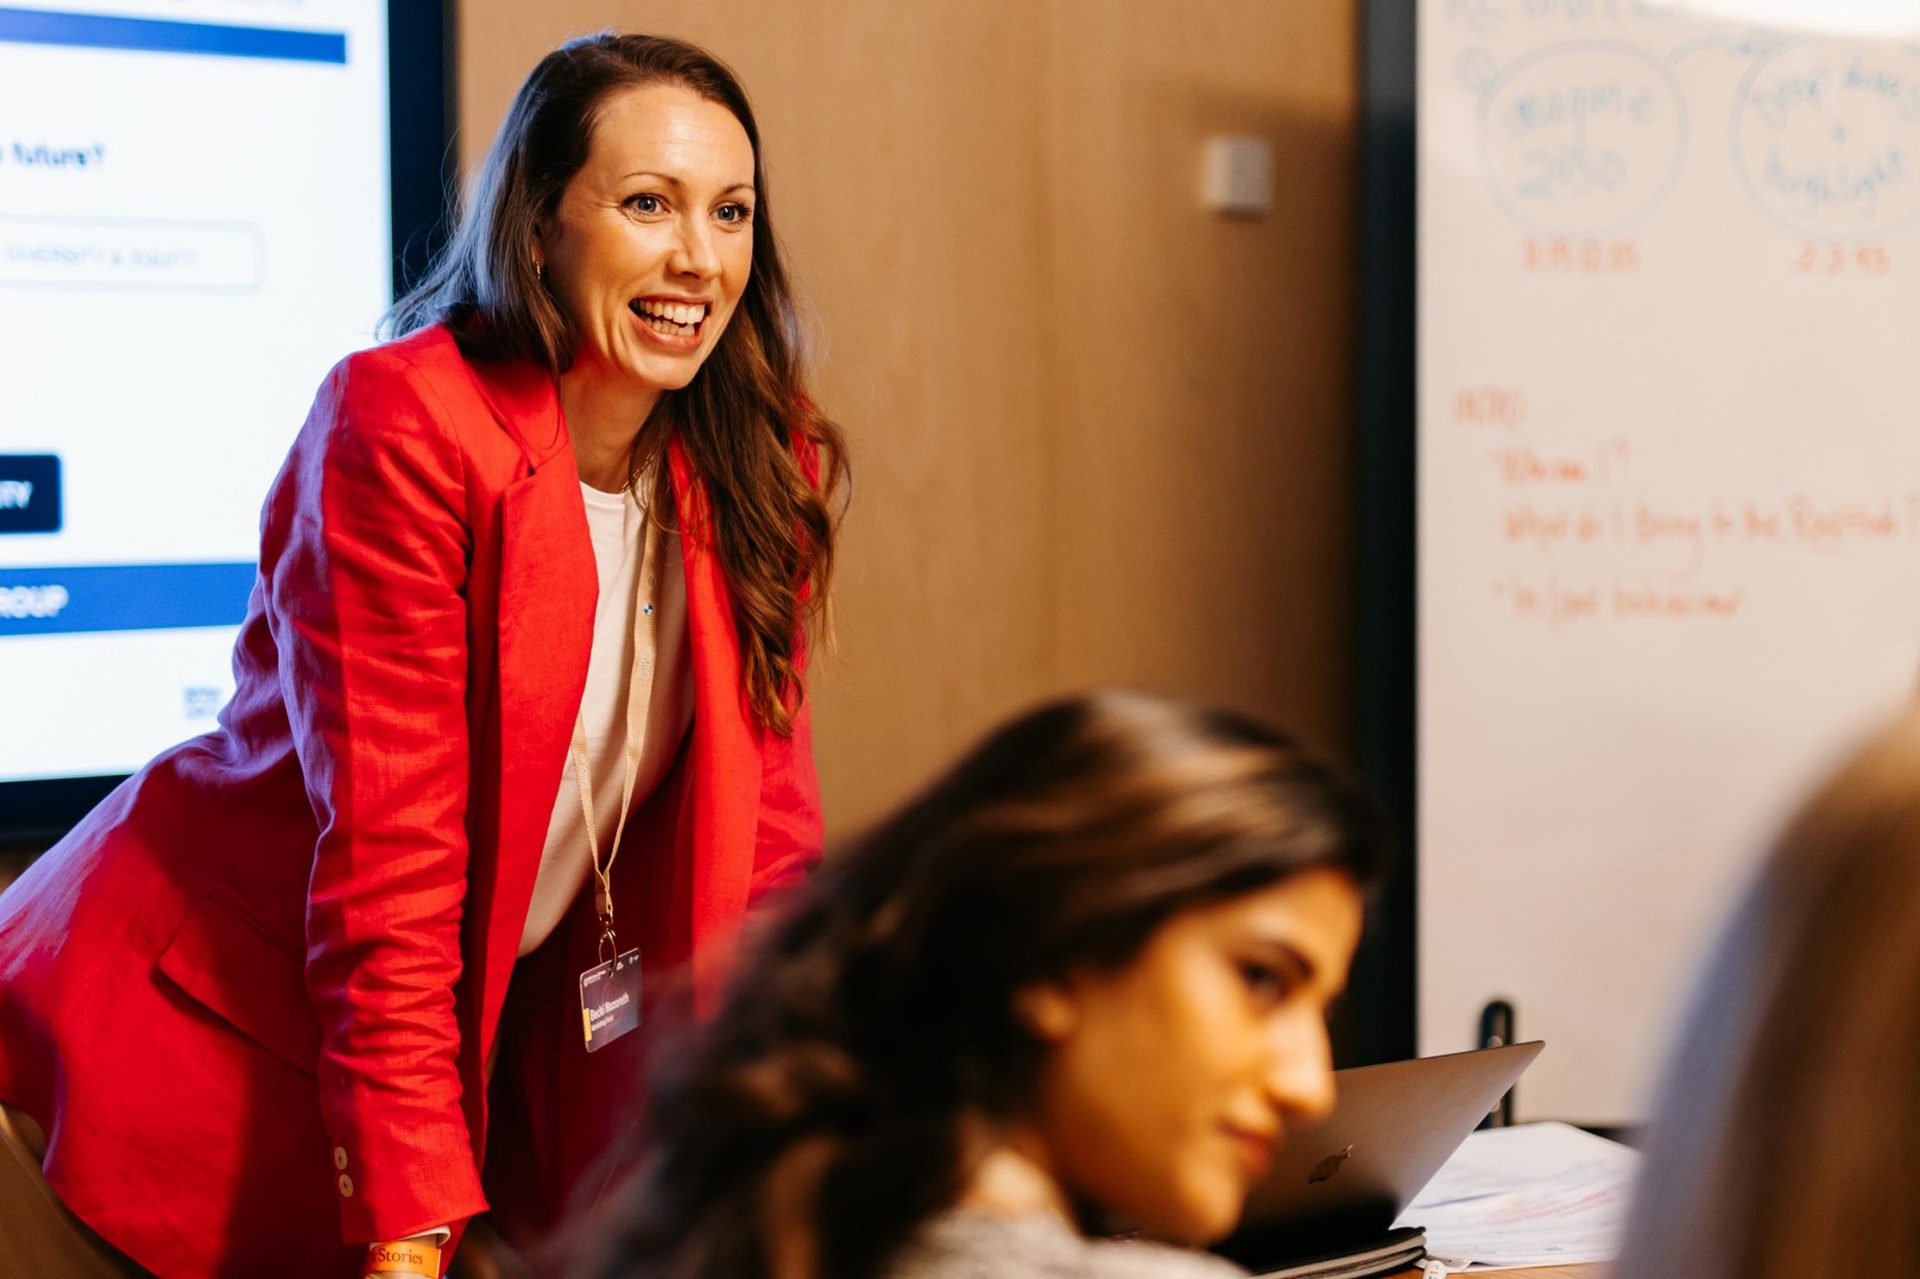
[0,455,60,534]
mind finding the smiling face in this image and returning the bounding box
[537,81,756,411]
[1017,868,1364,1245]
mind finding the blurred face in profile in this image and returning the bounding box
[538,81,756,402]
[1018,868,1363,1244]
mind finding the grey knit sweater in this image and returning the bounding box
[887,1211,1248,1279]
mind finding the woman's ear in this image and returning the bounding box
[1012,982,1079,1044]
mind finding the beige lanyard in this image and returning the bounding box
[567,504,662,964]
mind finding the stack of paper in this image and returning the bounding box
[1389,1122,1640,1272]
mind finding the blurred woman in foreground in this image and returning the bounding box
[574,689,1385,1279]
[1614,710,1920,1279]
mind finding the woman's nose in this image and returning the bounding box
[1265,1026,1337,1122]
[671,218,720,279]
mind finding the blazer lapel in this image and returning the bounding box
[490,465,594,956]
[467,353,571,469]
[466,360,595,1059]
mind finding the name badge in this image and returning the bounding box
[579,948,643,1052]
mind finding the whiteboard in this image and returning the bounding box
[1418,0,1920,1122]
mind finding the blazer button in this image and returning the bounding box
[333,1147,349,1171]
[338,1173,355,1198]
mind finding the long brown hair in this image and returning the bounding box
[1613,710,1920,1279]
[386,33,846,733]
[572,690,1386,1279]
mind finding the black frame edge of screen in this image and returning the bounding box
[0,2,458,847]
[390,0,458,300]
[1340,0,1418,1068]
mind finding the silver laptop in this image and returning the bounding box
[1216,1042,1545,1268]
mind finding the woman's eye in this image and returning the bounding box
[715,202,754,225]
[1239,961,1291,1004]
[626,193,664,215]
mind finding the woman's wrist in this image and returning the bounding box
[364,1233,443,1277]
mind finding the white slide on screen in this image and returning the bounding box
[0,0,390,782]
[1419,0,1920,1122]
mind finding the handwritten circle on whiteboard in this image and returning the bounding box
[1479,41,1688,236]
[1459,46,1499,95]
[1733,39,1920,240]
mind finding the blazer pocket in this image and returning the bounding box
[156,891,320,1078]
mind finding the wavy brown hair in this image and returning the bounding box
[570,690,1386,1279]
[386,32,846,733]
[1613,709,1920,1279]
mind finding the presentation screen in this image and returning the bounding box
[0,1,443,825]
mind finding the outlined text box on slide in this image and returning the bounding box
[0,215,263,291]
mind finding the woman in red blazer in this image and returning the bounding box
[0,33,844,1279]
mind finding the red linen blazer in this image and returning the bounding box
[0,324,822,1278]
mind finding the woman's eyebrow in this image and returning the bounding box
[1245,935,1316,987]
[620,170,757,197]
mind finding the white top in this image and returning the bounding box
[518,481,693,956]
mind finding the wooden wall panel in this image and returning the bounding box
[457,1,1358,835]
[1038,1,1358,754]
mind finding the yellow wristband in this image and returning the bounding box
[365,1239,440,1277]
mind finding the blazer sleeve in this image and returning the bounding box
[262,347,489,1242]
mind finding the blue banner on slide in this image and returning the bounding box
[0,562,256,637]
[0,7,347,64]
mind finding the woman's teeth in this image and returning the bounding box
[632,299,708,337]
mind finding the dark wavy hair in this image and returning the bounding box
[386,32,846,733]
[571,690,1386,1279]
